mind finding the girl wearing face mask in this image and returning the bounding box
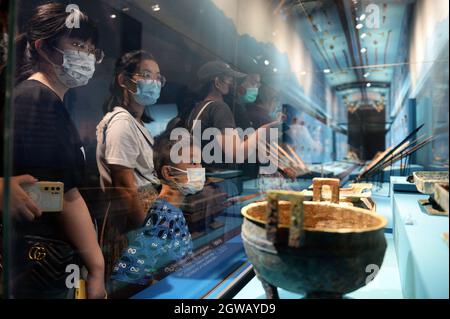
[12,3,105,298]
[97,50,164,277]
[110,133,197,286]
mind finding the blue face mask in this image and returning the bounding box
[132,79,161,106]
[241,87,259,104]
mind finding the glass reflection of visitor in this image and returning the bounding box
[12,3,105,299]
[110,133,196,287]
[96,50,164,277]
[286,116,323,164]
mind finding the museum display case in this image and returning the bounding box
[0,0,448,299]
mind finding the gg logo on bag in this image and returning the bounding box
[28,245,47,261]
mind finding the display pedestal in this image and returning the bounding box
[392,178,449,298]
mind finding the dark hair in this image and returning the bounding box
[15,2,98,83]
[196,80,216,101]
[103,50,157,124]
[153,131,180,180]
[170,81,212,130]
[256,85,278,105]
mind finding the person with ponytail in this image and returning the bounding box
[11,3,105,298]
[96,50,165,276]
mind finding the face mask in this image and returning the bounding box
[241,87,259,104]
[132,79,161,106]
[169,167,206,195]
[52,49,96,88]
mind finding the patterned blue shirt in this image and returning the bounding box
[111,199,193,285]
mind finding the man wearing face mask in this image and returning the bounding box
[109,133,198,287]
[245,85,281,130]
[230,74,261,130]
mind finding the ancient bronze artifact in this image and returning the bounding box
[241,178,388,299]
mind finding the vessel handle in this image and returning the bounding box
[266,190,305,248]
[312,178,340,204]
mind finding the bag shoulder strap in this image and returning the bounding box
[102,110,157,185]
[102,111,128,145]
[190,100,215,134]
[102,110,153,147]
[133,121,154,148]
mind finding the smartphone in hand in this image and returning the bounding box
[23,181,64,212]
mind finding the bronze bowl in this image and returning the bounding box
[241,179,388,299]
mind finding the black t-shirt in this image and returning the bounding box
[12,80,86,192]
[246,104,273,129]
[10,80,87,294]
[232,101,252,130]
[186,100,238,171]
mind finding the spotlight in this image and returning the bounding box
[356,23,364,30]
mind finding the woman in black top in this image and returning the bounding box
[11,3,105,298]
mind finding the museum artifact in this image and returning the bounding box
[413,171,449,216]
[241,178,388,299]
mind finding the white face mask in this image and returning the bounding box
[52,48,96,88]
[169,167,206,195]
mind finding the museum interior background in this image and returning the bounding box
[1,0,448,299]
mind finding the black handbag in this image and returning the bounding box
[14,235,79,294]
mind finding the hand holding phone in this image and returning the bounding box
[23,181,64,212]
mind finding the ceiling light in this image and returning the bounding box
[364,72,370,78]
[359,14,366,21]
[361,48,367,53]
[122,7,130,12]
[110,14,117,19]
[264,60,270,66]
[323,69,331,74]
[356,23,364,30]
[152,4,161,12]
[273,68,278,73]
[360,33,367,39]
[367,83,372,87]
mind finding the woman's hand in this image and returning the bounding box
[86,272,106,299]
[0,175,42,221]
[261,112,286,129]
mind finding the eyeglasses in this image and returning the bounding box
[69,41,105,64]
[132,71,167,87]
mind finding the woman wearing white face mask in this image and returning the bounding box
[97,50,164,277]
[109,133,198,287]
[12,3,105,298]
